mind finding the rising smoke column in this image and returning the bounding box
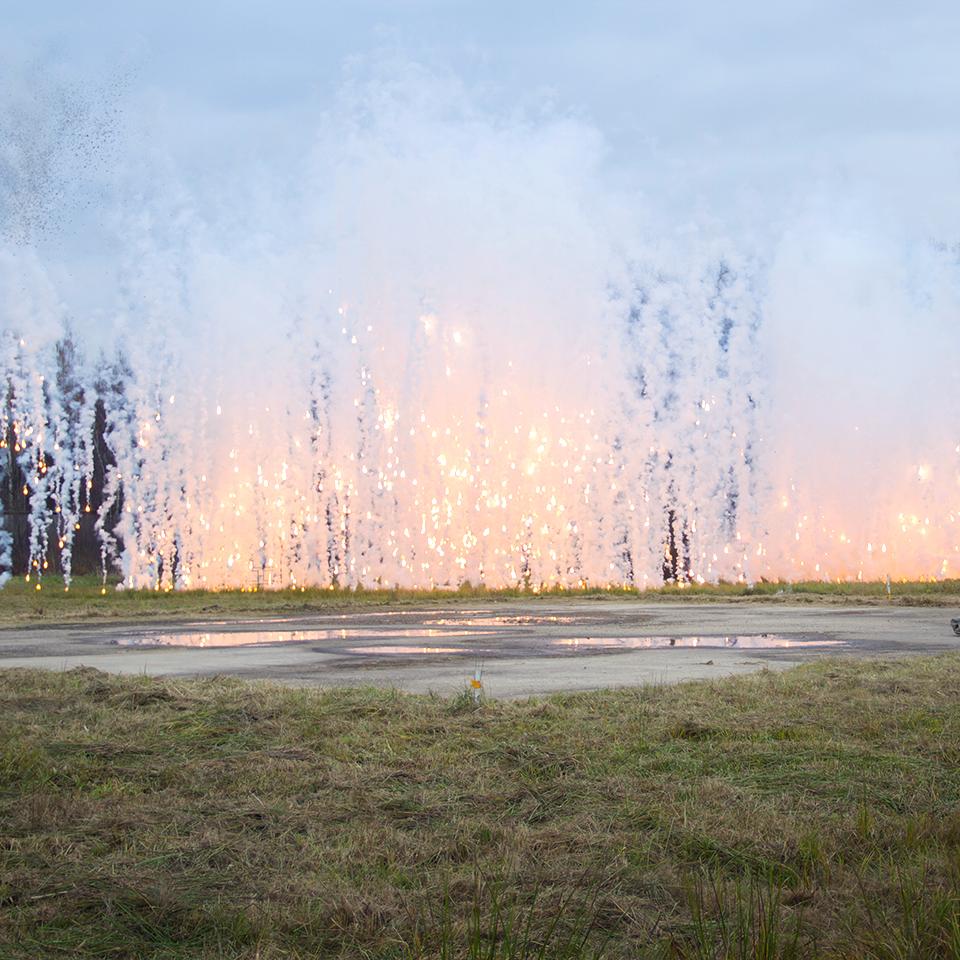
[762,220,960,581]
[0,58,120,588]
[605,251,768,586]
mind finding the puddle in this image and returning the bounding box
[549,635,842,649]
[426,615,582,627]
[333,609,451,619]
[181,610,451,628]
[333,634,840,657]
[115,628,841,653]
[116,628,492,648]
[347,645,475,656]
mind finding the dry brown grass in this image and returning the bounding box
[2,656,960,957]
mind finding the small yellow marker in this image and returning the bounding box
[471,666,483,703]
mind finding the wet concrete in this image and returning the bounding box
[0,602,957,698]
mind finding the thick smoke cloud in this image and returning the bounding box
[1,58,957,590]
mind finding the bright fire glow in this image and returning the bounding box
[0,65,957,591]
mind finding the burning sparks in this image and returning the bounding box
[2,306,956,595]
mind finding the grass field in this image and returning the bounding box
[3,656,960,958]
[1,574,959,626]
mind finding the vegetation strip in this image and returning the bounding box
[1,574,959,627]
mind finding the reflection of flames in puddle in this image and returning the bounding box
[551,635,842,649]
[337,634,843,655]
[334,610,452,619]
[115,629,844,653]
[426,615,581,626]
[347,645,470,655]
[117,628,493,648]
[180,611,451,628]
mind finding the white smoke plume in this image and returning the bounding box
[1,58,957,589]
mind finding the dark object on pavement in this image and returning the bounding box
[952,619,960,637]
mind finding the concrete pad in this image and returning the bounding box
[0,601,957,698]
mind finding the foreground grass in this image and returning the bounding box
[2,574,959,626]
[3,658,960,958]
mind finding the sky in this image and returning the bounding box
[4,0,959,230]
[3,0,958,353]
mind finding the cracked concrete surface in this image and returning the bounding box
[0,602,957,698]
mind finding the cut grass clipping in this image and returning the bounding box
[3,656,960,957]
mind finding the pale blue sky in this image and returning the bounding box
[6,1,958,183]
[3,0,959,276]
